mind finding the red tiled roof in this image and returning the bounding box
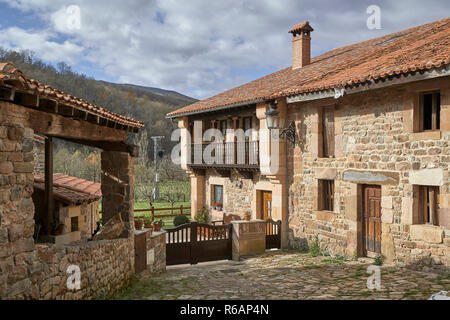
[0,63,144,129]
[34,173,101,205]
[33,134,45,143]
[289,21,314,34]
[168,17,450,117]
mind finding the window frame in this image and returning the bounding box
[418,185,439,226]
[320,107,335,158]
[319,179,335,212]
[212,184,224,207]
[419,91,440,132]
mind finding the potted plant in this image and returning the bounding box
[244,210,251,221]
[143,215,154,229]
[134,217,144,230]
[153,219,163,232]
[213,202,223,211]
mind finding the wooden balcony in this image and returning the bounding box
[188,141,259,176]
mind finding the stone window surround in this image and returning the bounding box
[206,176,227,218]
[404,80,449,134]
[313,168,338,214]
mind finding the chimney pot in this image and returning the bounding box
[289,21,313,69]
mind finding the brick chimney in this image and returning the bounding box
[289,21,313,69]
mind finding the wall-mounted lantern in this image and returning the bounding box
[265,101,280,130]
[265,101,296,148]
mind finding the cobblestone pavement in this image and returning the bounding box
[114,251,450,300]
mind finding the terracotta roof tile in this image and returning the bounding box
[168,17,450,117]
[0,63,144,129]
[34,173,101,205]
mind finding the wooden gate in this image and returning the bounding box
[363,185,382,256]
[165,222,232,266]
[134,232,147,274]
[265,219,281,249]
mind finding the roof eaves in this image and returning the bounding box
[166,98,265,118]
[284,62,450,104]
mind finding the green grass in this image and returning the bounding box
[133,201,191,229]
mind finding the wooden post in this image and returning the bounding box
[190,222,198,265]
[44,136,54,233]
[180,205,183,215]
[151,206,154,223]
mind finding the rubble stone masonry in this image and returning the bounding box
[286,78,450,272]
[0,101,135,299]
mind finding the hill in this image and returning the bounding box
[0,48,197,163]
[98,81,197,107]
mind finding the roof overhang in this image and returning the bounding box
[166,98,264,119]
[286,63,450,104]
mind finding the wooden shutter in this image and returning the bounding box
[322,108,335,157]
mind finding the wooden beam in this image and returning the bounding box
[62,138,140,157]
[0,101,128,142]
[44,137,54,233]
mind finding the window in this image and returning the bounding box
[71,216,79,232]
[213,185,223,206]
[418,186,439,225]
[419,91,440,131]
[321,107,335,157]
[320,180,334,211]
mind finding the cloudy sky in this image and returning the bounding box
[0,0,448,99]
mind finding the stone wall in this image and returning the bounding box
[4,237,134,299]
[286,78,450,271]
[145,230,166,275]
[204,170,266,220]
[0,102,137,299]
[231,220,266,261]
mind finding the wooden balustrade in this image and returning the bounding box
[190,141,259,167]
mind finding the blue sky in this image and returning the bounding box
[0,0,448,99]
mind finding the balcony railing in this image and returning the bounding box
[189,141,259,168]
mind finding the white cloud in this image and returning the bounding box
[0,0,449,99]
[0,27,83,63]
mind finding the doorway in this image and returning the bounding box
[362,185,382,257]
[262,191,272,220]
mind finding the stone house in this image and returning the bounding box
[0,62,144,299]
[167,18,450,271]
[33,173,101,244]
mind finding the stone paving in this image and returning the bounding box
[114,250,450,300]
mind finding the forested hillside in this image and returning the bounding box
[0,48,197,164]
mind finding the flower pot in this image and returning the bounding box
[244,214,251,221]
[135,220,143,230]
[153,223,161,232]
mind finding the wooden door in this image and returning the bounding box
[363,185,381,255]
[134,233,147,274]
[262,191,272,220]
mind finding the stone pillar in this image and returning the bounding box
[0,123,36,299]
[101,151,135,237]
[231,220,266,261]
[177,117,190,171]
[190,173,205,219]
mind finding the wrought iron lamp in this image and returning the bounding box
[265,101,296,148]
[265,101,280,130]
